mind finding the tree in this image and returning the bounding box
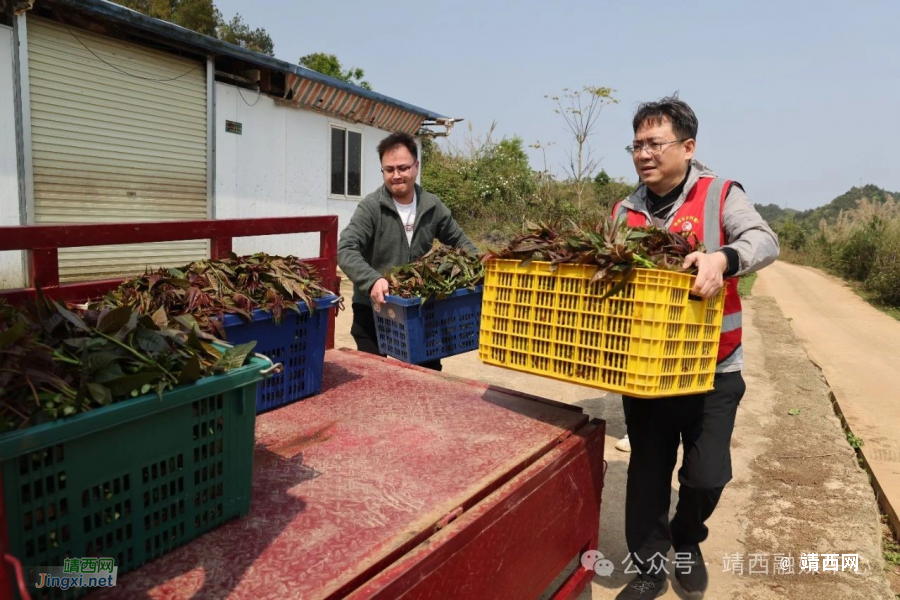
[420,137,469,217]
[776,219,809,251]
[421,123,537,230]
[470,137,536,209]
[172,0,219,36]
[218,14,274,56]
[529,140,557,207]
[546,86,618,209]
[115,0,174,20]
[299,52,371,90]
[593,169,636,210]
[593,170,611,187]
[110,1,273,55]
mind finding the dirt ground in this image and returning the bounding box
[333,274,895,599]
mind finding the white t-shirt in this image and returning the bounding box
[393,192,417,244]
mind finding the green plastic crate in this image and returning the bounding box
[0,356,266,598]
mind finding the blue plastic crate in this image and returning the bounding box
[373,286,483,364]
[221,295,338,413]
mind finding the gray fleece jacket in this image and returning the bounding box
[338,184,477,306]
[618,159,780,277]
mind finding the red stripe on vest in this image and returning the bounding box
[618,178,741,362]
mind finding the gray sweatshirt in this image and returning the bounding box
[618,159,780,277]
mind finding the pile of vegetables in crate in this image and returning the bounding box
[477,220,727,397]
[103,253,339,339]
[373,242,484,365]
[0,296,256,432]
[0,253,337,431]
[386,241,485,299]
[484,219,704,294]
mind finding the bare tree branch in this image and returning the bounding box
[546,86,618,208]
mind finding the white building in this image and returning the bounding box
[0,0,454,288]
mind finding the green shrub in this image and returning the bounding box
[776,219,808,251]
[832,217,884,281]
[864,224,900,305]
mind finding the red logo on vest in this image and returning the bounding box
[673,215,699,233]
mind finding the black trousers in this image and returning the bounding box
[622,371,745,574]
[350,303,442,372]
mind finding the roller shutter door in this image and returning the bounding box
[27,17,208,282]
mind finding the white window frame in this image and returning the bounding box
[328,123,364,200]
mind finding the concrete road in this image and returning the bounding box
[756,260,900,538]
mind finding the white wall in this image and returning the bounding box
[0,25,24,289]
[215,82,408,261]
[1,50,429,289]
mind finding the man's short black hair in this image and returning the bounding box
[377,132,418,162]
[632,94,699,141]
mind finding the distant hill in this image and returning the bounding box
[754,203,798,228]
[756,184,897,229]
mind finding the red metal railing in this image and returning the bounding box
[0,216,338,303]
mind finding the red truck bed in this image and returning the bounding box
[0,218,605,599]
[91,349,606,599]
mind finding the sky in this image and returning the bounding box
[215,0,900,211]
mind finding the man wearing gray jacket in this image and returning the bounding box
[338,132,477,371]
[612,96,779,600]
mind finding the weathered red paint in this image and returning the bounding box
[210,236,234,260]
[90,350,606,599]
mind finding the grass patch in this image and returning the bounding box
[848,282,900,322]
[846,431,864,449]
[737,272,758,298]
[886,518,900,566]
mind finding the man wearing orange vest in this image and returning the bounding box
[613,96,779,600]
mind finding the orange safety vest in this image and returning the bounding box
[613,178,742,363]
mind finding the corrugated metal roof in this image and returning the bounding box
[40,0,448,130]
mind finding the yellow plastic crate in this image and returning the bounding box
[479,259,725,398]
